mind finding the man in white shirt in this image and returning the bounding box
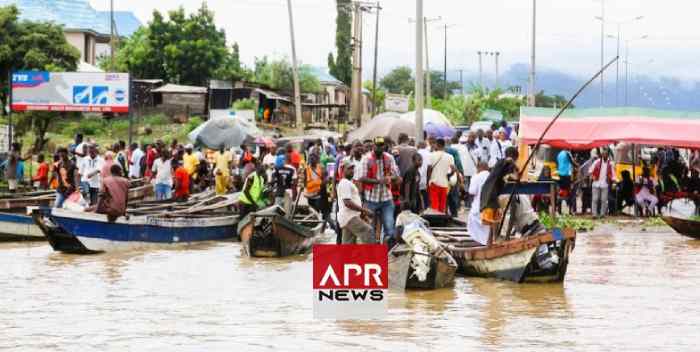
[427,139,456,213]
[417,141,432,210]
[467,162,491,245]
[79,144,104,206]
[489,131,506,168]
[475,129,490,163]
[337,163,375,244]
[590,149,615,218]
[129,143,144,179]
[152,152,173,200]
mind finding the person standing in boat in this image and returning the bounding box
[302,153,327,216]
[468,162,491,245]
[172,159,190,202]
[357,137,400,244]
[80,145,104,206]
[239,161,267,219]
[32,154,50,190]
[338,163,375,244]
[272,151,297,208]
[182,145,199,193]
[213,144,233,195]
[128,143,144,179]
[151,150,173,200]
[96,164,129,222]
[54,148,78,208]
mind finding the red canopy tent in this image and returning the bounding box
[519,107,700,150]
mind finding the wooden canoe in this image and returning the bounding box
[431,218,576,283]
[662,216,700,239]
[238,205,323,257]
[388,244,457,290]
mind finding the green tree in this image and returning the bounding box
[0,5,80,151]
[112,3,228,86]
[214,42,253,82]
[253,56,321,94]
[428,70,462,99]
[380,66,415,95]
[535,90,570,108]
[328,0,352,85]
[363,81,386,113]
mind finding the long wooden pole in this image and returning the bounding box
[495,56,619,238]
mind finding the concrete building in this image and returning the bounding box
[0,0,141,65]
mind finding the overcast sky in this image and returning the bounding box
[91,0,700,81]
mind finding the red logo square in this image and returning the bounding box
[313,244,388,290]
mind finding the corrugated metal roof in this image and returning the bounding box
[307,66,345,87]
[152,84,207,94]
[0,0,141,36]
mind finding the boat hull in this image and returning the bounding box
[662,216,700,239]
[0,212,44,241]
[34,208,237,254]
[239,207,322,257]
[389,247,457,290]
[447,230,576,283]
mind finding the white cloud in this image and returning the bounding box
[91,0,700,79]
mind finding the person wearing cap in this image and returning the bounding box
[338,162,375,244]
[272,150,297,207]
[357,137,400,243]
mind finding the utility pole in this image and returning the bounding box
[443,23,450,99]
[110,0,115,70]
[600,0,605,107]
[477,51,483,88]
[350,2,363,126]
[424,19,431,108]
[494,51,500,89]
[286,0,303,130]
[458,69,464,95]
[415,0,424,143]
[371,2,381,117]
[528,0,536,106]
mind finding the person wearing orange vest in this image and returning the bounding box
[303,153,326,215]
[358,137,400,244]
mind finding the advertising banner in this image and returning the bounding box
[384,93,410,113]
[11,71,130,113]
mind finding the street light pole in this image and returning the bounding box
[371,2,381,117]
[477,51,483,88]
[494,51,500,89]
[528,0,536,106]
[600,0,605,107]
[415,0,424,143]
[286,0,303,131]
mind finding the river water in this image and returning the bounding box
[1,227,699,351]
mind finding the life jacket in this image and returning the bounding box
[305,164,323,195]
[239,173,265,206]
[363,153,392,193]
[591,159,613,182]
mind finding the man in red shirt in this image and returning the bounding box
[173,160,190,202]
[286,144,301,170]
[32,154,50,190]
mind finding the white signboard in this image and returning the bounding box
[11,71,130,113]
[384,93,409,113]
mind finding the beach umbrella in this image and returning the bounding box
[399,109,453,127]
[255,136,276,149]
[346,113,416,142]
[424,121,456,139]
[188,117,262,149]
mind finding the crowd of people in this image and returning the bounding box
[4,120,699,242]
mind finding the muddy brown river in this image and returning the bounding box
[1,227,698,351]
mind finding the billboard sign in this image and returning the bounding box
[384,93,409,113]
[11,71,130,113]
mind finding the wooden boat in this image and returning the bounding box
[238,205,323,257]
[427,216,576,283]
[32,194,239,254]
[662,216,700,239]
[0,180,153,241]
[388,213,457,290]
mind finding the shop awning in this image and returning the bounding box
[519,107,700,149]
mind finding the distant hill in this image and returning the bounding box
[458,63,698,111]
